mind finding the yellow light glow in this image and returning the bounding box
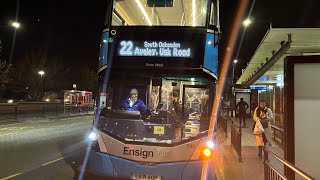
[11,22,20,28]
[243,18,252,27]
[203,148,212,157]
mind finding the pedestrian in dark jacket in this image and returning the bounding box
[236,98,249,127]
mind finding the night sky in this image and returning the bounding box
[0,0,106,67]
[221,0,320,79]
[1,0,320,78]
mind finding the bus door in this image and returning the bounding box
[182,85,210,137]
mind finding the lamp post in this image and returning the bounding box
[11,21,21,29]
[232,59,238,85]
[0,21,21,29]
[38,70,45,101]
[38,70,45,78]
[243,18,252,27]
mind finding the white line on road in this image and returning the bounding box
[0,148,87,180]
[0,123,21,128]
[0,172,22,180]
[41,157,65,166]
[0,132,17,137]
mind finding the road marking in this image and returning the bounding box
[0,123,21,128]
[0,132,17,137]
[41,149,87,167]
[41,157,64,166]
[0,148,87,179]
[0,126,29,131]
[0,172,22,180]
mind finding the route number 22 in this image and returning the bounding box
[119,41,133,55]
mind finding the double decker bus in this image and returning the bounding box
[89,0,220,179]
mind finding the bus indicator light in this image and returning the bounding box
[203,148,212,157]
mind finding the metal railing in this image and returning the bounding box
[264,147,316,180]
[231,119,242,162]
[270,125,284,146]
[0,103,94,122]
[218,111,228,138]
[220,107,234,118]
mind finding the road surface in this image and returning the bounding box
[0,116,106,180]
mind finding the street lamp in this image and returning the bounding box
[243,18,252,27]
[232,59,238,86]
[38,70,45,78]
[11,21,20,29]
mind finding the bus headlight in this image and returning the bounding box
[199,141,214,159]
[88,131,97,141]
[206,140,215,149]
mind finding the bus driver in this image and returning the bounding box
[120,88,147,113]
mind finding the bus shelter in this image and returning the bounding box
[236,28,320,179]
[63,90,93,113]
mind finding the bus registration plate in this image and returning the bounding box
[132,173,161,180]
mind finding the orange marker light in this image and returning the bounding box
[203,148,212,157]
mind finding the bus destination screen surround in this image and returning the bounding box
[118,41,193,58]
[108,26,207,69]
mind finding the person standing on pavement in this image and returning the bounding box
[253,99,273,157]
[236,98,249,127]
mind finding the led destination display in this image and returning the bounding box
[118,40,192,58]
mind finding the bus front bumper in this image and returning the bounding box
[89,150,215,180]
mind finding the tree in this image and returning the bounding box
[0,59,11,85]
[74,65,98,96]
[9,48,70,101]
[0,40,12,86]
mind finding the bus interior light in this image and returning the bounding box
[135,0,152,26]
[192,0,196,26]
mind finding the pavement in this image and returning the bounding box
[0,115,106,180]
[214,118,284,180]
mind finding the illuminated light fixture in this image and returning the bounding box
[203,148,212,157]
[277,83,284,87]
[208,41,212,45]
[277,76,282,81]
[103,39,107,43]
[88,131,97,141]
[206,141,215,149]
[243,18,252,27]
[135,0,152,26]
[38,70,45,77]
[234,59,238,64]
[191,78,195,81]
[192,0,196,26]
[45,99,50,102]
[11,21,20,28]
[8,99,13,103]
